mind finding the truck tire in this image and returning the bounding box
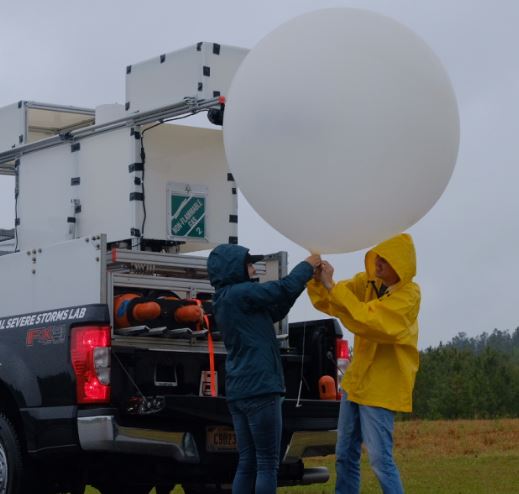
[0,414,23,494]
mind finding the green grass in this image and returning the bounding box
[85,419,519,493]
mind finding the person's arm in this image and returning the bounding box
[242,255,320,313]
[327,282,421,344]
[307,278,332,314]
[266,301,295,323]
[307,262,363,315]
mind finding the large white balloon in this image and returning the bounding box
[223,8,459,253]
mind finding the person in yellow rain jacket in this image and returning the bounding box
[308,233,420,494]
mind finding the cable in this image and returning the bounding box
[326,351,345,377]
[132,110,206,250]
[295,321,307,408]
[112,351,148,403]
[13,161,19,252]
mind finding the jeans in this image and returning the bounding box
[227,393,282,494]
[335,393,404,494]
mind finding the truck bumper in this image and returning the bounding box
[284,430,337,463]
[77,414,200,463]
[78,413,337,468]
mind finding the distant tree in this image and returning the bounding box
[410,327,519,420]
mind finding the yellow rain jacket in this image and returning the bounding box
[307,234,420,412]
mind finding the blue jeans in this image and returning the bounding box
[335,394,404,494]
[227,393,282,494]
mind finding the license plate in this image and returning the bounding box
[206,426,237,452]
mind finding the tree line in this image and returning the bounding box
[407,328,519,420]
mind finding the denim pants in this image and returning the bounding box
[335,393,404,494]
[227,393,282,494]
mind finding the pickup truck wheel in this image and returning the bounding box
[0,414,23,494]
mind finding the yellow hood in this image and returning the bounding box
[365,233,416,287]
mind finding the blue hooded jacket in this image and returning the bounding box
[207,244,314,401]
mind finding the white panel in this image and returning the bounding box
[125,43,248,114]
[0,235,103,317]
[17,144,73,251]
[76,128,134,243]
[142,123,237,248]
[203,43,249,99]
[0,103,25,153]
[126,46,200,114]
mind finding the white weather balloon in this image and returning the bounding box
[223,8,459,253]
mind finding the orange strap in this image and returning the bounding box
[193,299,217,398]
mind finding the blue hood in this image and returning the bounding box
[207,244,250,289]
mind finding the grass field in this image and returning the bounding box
[87,418,519,493]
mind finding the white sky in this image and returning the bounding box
[0,0,517,349]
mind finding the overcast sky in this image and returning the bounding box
[0,0,517,349]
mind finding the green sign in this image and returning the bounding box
[170,194,206,239]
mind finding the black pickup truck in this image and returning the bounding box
[0,239,343,494]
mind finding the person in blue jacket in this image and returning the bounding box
[207,244,321,494]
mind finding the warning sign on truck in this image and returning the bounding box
[167,183,208,240]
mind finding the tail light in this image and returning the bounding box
[335,338,350,399]
[71,325,111,404]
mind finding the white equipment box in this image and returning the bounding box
[0,235,105,316]
[0,101,94,154]
[125,42,248,114]
[15,122,237,252]
[0,42,245,253]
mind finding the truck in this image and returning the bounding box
[0,42,347,494]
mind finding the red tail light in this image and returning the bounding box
[335,338,350,399]
[336,338,350,360]
[71,326,111,404]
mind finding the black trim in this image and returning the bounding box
[130,192,144,201]
[67,217,76,223]
[131,228,141,237]
[15,159,20,167]
[130,128,141,139]
[125,102,130,111]
[229,215,238,224]
[228,236,238,245]
[15,218,20,226]
[71,143,80,153]
[71,177,80,186]
[213,43,221,55]
[227,173,235,181]
[128,163,144,173]
[203,66,210,77]
[196,42,203,51]
[160,54,166,63]
[126,65,132,74]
